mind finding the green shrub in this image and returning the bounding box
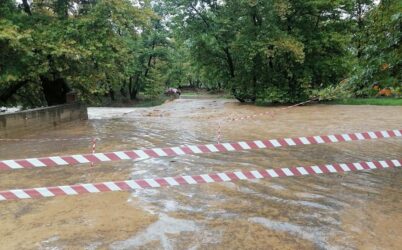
[255,85,306,105]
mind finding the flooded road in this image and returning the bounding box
[0,98,402,249]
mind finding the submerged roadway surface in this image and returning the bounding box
[0,98,402,249]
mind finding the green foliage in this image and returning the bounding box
[256,86,295,105]
[143,63,166,99]
[348,0,402,96]
[166,0,352,103]
[312,84,353,101]
[0,0,164,106]
[1,0,400,106]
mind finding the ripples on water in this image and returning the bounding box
[1,100,401,249]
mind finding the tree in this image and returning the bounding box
[0,0,152,106]
[348,0,401,96]
[166,0,352,103]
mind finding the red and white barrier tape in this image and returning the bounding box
[228,99,313,122]
[0,129,400,170]
[0,158,400,201]
[90,138,97,167]
[0,137,101,142]
[217,99,313,142]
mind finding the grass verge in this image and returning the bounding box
[327,98,402,106]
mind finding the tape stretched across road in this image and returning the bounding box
[0,159,400,201]
[228,99,313,122]
[0,129,401,170]
[0,137,97,142]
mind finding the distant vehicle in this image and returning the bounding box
[165,88,181,97]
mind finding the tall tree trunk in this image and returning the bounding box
[22,0,32,15]
[120,81,127,97]
[109,89,115,101]
[40,76,70,106]
[222,47,235,78]
[129,75,140,100]
[143,41,155,79]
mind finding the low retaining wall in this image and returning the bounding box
[0,103,88,137]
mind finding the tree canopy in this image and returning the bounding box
[0,0,401,107]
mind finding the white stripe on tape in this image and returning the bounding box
[182,176,197,184]
[82,184,100,193]
[144,179,161,188]
[3,160,23,169]
[254,140,266,149]
[164,177,179,186]
[205,144,219,152]
[222,143,236,151]
[366,162,377,169]
[234,172,247,180]
[200,174,214,183]
[59,186,78,195]
[171,147,186,155]
[94,153,111,162]
[267,169,279,177]
[125,180,143,189]
[104,182,121,191]
[72,155,90,163]
[284,138,296,146]
[311,166,323,174]
[325,164,337,173]
[26,158,46,167]
[269,140,281,147]
[49,156,69,165]
[35,187,55,197]
[217,173,231,181]
[313,136,325,144]
[188,146,202,154]
[282,168,294,176]
[391,160,401,167]
[239,142,251,150]
[328,135,338,142]
[339,164,351,172]
[153,148,167,157]
[114,152,131,160]
[250,170,263,179]
[299,137,311,144]
[353,163,364,170]
[11,190,30,199]
[297,167,308,175]
[134,150,149,159]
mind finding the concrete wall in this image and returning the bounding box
[0,103,88,137]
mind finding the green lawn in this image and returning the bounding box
[328,98,402,106]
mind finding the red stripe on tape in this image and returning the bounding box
[0,159,400,201]
[0,129,400,170]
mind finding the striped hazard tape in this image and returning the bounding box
[228,99,313,122]
[0,159,400,201]
[0,137,98,142]
[0,129,401,170]
[216,100,313,142]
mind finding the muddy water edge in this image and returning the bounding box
[0,99,401,249]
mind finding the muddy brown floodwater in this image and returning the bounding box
[0,98,402,250]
